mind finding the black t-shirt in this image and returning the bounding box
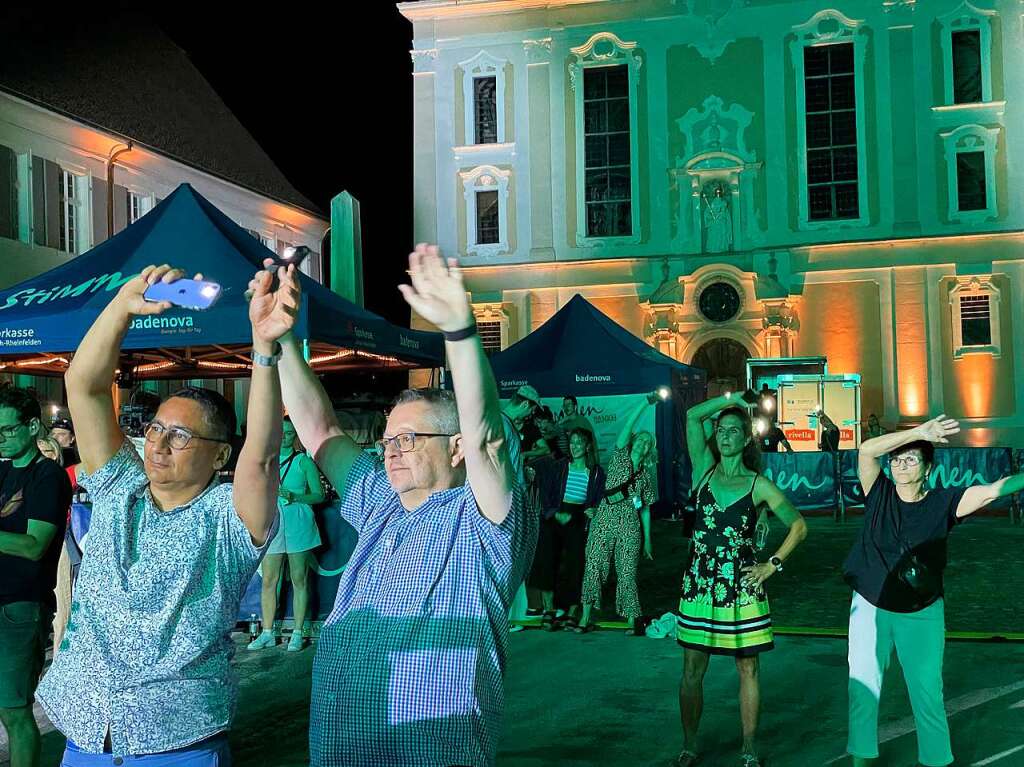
[0,455,71,608]
[843,475,967,613]
[519,420,543,452]
[820,425,840,452]
[760,426,787,453]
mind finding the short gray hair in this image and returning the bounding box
[392,389,461,435]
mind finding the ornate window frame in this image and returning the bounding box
[949,276,1000,358]
[789,9,870,231]
[938,2,995,106]
[941,123,998,224]
[472,302,510,354]
[460,164,510,257]
[460,51,507,146]
[569,31,643,247]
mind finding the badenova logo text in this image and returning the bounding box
[129,316,195,331]
[576,374,612,383]
[399,335,420,349]
[0,272,138,311]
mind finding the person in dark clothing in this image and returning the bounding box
[844,415,1024,767]
[758,419,792,453]
[530,429,606,630]
[0,387,71,767]
[818,411,841,452]
[523,406,563,461]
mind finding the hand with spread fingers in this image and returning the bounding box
[248,261,301,346]
[917,414,960,444]
[397,244,474,334]
[114,264,201,317]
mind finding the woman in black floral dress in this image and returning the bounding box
[675,393,808,767]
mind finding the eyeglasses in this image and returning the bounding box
[0,421,26,439]
[144,422,226,451]
[890,454,923,468]
[374,432,453,458]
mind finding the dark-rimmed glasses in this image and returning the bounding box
[375,432,454,458]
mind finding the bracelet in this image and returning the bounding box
[251,342,282,367]
[442,321,478,342]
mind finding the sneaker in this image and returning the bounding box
[247,630,276,650]
[286,631,307,652]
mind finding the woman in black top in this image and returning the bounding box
[844,415,1024,767]
[529,429,606,630]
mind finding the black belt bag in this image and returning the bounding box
[895,548,940,600]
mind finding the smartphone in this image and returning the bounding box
[144,279,222,310]
[246,246,311,300]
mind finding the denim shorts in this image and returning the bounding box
[61,734,231,766]
[0,601,48,708]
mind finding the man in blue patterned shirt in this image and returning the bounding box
[36,263,297,765]
[271,245,536,766]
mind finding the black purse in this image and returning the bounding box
[894,545,940,600]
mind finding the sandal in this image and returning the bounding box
[540,611,560,631]
[572,621,595,634]
[740,753,762,767]
[675,749,698,767]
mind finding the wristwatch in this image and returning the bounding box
[251,342,282,367]
[769,556,784,573]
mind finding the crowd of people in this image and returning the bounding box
[0,248,1021,767]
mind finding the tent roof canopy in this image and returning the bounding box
[0,184,443,378]
[489,294,705,397]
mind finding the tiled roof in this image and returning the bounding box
[0,11,321,215]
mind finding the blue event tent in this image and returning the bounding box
[488,294,707,512]
[0,184,442,377]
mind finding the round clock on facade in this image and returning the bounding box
[698,282,741,323]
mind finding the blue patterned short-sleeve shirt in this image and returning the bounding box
[35,440,276,756]
[310,451,536,767]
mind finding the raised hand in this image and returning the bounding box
[397,244,474,334]
[114,264,195,316]
[248,260,301,346]
[917,414,960,444]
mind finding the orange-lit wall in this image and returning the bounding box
[792,281,884,419]
[939,275,1016,420]
[892,269,930,419]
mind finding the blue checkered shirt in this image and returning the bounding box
[35,440,275,755]
[309,450,536,767]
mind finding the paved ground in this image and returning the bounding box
[6,517,1023,766]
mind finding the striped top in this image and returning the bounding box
[562,467,590,504]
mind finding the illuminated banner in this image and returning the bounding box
[503,393,655,467]
[763,447,1014,511]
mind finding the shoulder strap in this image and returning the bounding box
[279,450,300,481]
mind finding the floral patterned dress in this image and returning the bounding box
[676,468,774,656]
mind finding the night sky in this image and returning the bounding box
[158,7,416,325]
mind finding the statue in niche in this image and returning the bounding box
[701,113,723,152]
[702,181,732,253]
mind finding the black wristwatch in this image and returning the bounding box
[768,556,784,573]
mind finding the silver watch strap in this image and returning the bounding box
[251,343,282,367]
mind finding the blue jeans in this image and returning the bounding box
[61,734,231,766]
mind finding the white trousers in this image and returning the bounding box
[847,592,953,766]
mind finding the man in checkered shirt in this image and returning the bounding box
[271,245,536,767]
